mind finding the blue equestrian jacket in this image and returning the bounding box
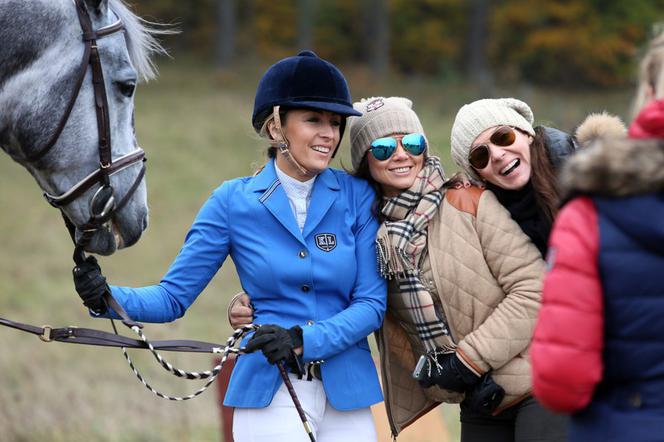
[107,160,387,410]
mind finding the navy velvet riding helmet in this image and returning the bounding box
[252,50,362,132]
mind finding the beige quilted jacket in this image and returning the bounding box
[377,186,544,437]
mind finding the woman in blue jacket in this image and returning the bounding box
[73,51,387,441]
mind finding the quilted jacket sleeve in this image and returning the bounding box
[531,197,604,413]
[457,190,544,373]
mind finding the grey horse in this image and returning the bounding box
[0,0,164,255]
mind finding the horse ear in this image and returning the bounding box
[83,0,109,15]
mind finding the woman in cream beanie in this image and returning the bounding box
[450,97,567,256]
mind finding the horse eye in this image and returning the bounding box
[115,80,136,98]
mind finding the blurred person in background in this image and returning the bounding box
[72,50,387,442]
[632,30,664,118]
[530,99,663,441]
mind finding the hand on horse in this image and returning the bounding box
[244,324,303,367]
[418,352,481,392]
[72,256,110,314]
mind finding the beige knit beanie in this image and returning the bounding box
[348,97,425,171]
[451,98,535,180]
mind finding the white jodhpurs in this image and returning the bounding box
[232,374,377,442]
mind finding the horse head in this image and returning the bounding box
[0,0,163,255]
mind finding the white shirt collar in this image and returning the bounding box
[274,161,316,198]
[274,161,316,231]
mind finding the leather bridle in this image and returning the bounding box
[29,0,146,267]
[0,5,316,434]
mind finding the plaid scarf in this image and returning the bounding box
[376,156,455,353]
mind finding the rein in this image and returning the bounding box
[1,4,316,439]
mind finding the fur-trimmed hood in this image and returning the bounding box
[559,138,664,197]
[564,113,664,253]
[575,112,628,147]
[561,112,664,197]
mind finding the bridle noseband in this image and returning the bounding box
[26,0,147,265]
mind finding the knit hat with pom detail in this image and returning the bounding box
[348,97,425,171]
[451,98,535,180]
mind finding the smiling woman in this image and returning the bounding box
[72,50,388,442]
[451,98,563,257]
[267,109,342,178]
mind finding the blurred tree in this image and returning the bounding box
[467,0,493,95]
[252,0,297,59]
[298,0,317,50]
[490,0,664,87]
[131,0,217,56]
[130,0,664,88]
[364,0,390,77]
[390,0,466,75]
[313,0,362,61]
[216,0,236,70]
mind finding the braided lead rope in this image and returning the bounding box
[117,323,258,401]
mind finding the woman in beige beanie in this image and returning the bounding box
[348,96,567,441]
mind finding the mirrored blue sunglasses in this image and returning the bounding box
[369,133,427,161]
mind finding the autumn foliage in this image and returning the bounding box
[133,0,664,88]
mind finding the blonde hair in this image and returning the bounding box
[258,110,289,159]
[632,30,664,118]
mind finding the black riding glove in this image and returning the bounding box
[463,373,505,415]
[418,352,481,392]
[72,256,109,314]
[244,325,303,367]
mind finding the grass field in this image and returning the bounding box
[0,56,632,441]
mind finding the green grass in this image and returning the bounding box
[0,57,632,441]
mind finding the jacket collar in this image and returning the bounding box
[249,159,340,193]
[250,159,341,242]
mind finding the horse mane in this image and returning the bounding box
[109,0,172,82]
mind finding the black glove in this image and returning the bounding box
[72,256,109,314]
[463,373,505,415]
[418,352,481,392]
[244,324,303,367]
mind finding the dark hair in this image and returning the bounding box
[530,126,560,223]
[351,154,390,222]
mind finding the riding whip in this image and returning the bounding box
[277,361,317,442]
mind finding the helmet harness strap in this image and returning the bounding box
[269,106,312,178]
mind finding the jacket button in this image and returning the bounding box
[298,250,307,258]
[629,392,642,408]
[301,285,310,292]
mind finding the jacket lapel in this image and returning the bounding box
[251,161,305,245]
[303,168,340,239]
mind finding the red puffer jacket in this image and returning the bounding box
[530,197,603,412]
[629,98,664,138]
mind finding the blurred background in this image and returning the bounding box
[1,0,663,441]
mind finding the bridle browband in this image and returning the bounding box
[27,0,146,271]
